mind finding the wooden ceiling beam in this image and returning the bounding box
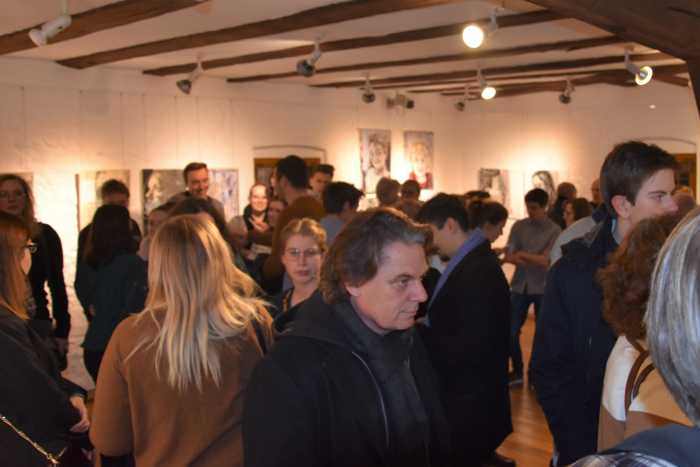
[0,0,209,55]
[527,1,700,60]
[414,64,688,94]
[688,60,700,117]
[147,9,564,76]
[224,35,621,84]
[313,52,676,88]
[56,0,465,69]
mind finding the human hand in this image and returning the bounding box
[252,219,270,233]
[69,396,90,433]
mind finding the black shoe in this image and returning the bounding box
[482,452,516,467]
[508,371,523,387]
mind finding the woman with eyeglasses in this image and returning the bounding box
[269,218,327,330]
[0,174,70,369]
[0,211,89,467]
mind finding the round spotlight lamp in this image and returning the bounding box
[635,66,653,86]
[481,86,496,100]
[462,24,485,49]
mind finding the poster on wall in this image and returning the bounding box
[478,168,524,219]
[252,145,325,194]
[209,169,239,221]
[525,170,560,208]
[359,129,391,193]
[404,131,434,189]
[142,169,186,222]
[76,170,130,230]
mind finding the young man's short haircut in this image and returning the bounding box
[375,177,401,206]
[183,162,208,182]
[417,193,470,232]
[525,188,549,207]
[100,179,130,199]
[600,141,679,216]
[276,155,309,189]
[401,180,421,200]
[310,164,335,177]
[323,182,363,214]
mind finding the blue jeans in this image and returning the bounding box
[510,292,543,376]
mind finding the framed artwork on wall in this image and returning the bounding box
[76,170,130,230]
[209,168,239,221]
[478,168,524,219]
[252,145,325,193]
[142,169,186,225]
[359,129,391,193]
[404,131,433,189]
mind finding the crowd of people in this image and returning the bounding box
[1,142,700,467]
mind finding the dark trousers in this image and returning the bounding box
[509,292,542,376]
[83,349,104,383]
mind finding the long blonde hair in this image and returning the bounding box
[133,214,266,392]
[0,212,30,319]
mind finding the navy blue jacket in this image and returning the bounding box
[530,214,618,466]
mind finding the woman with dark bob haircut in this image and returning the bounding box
[596,213,690,451]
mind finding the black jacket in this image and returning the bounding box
[0,307,84,466]
[243,292,451,467]
[420,241,512,465]
[530,214,618,466]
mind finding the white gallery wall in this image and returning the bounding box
[0,55,697,387]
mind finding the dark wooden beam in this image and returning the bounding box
[224,35,621,83]
[146,9,564,76]
[688,59,700,117]
[414,64,688,94]
[0,0,208,55]
[57,0,465,69]
[312,52,675,88]
[653,74,690,88]
[527,1,700,60]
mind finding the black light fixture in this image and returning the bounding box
[624,49,653,86]
[176,57,204,95]
[559,78,574,104]
[462,9,498,49]
[296,40,322,77]
[387,93,415,109]
[362,75,376,103]
[455,84,469,111]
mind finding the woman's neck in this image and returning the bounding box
[291,281,318,307]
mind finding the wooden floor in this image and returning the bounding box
[497,312,554,467]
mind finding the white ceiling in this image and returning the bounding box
[1,0,682,88]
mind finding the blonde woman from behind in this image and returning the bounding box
[90,214,273,467]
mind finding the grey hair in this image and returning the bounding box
[646,207,700,426]
[320,208,430,304]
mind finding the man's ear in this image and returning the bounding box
[445,217,458,233]
[611,194,632,219]
[345,283,361,298]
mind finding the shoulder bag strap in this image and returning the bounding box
[624,344,650,412]
[0,413,64,466]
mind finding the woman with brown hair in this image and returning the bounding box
[269,218,327,331]
[596,214,690,450]
[0,212,89,466]
[0,174,70,367]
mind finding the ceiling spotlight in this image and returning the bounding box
[477,70,496,100]
[29,0,72,47]
[296,39,322,78]
[176,58,204,95]
[387,93,415,110]
[625,50,653,86]
[462,10,498,49]
[362,75,376,104]
[559,79,574,104]
[455,84,469,111]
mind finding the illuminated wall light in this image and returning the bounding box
[461,10,498,49]
[624,50,653,86]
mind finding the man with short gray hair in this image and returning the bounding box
[243,208,450,467]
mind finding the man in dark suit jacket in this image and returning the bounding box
[417,194,513,467]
